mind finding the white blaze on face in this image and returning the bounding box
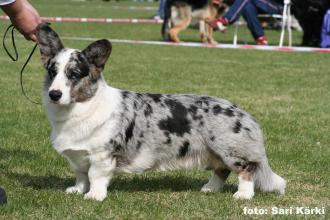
[49,49,77,105]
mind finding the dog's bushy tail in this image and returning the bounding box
[253,160,286,194]
[161,0,172,41]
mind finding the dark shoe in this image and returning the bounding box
[0,187,7,205]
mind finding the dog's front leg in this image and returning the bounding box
[66,170,89,194]
[63,150,90,195]
[84,154,116,201]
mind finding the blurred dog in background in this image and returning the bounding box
[291,0,329,47]
[162,0,226,44]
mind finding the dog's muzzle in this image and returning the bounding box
[49,90,62,102]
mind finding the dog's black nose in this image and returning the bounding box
[49,90,62,101]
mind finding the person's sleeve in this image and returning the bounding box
[0,0,16,6]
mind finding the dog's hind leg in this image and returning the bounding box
[205,144,258,199]
[84,154,117,201]
[169,6,191,42]
[169,18,191,42]
[200,20,207,43]
[233,162,256,200]
[219,155,257,199]
[201,168,230,192]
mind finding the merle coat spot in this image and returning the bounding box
[144,104,153,117]
[158,99,191,136]
[66,52,90,82]
[195,96,210,107]
[125,120,135,143]
[147,94,162,103]
[210,136,215,141]
[233,120,242,133]
[225,107,235,117]
[133,101,138,110]
[136,141,142,150]
[122,91,130,99]
[110,139,123,152]
[212,105,223,115]
[178,141,190,158]
[188,105,197,115]
[234,161,241,167]
[165,137,172,144]
[188,105,203,121]
[163,131,172,144]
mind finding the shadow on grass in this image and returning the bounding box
[4,171,74,190]
[1,147,237,192]
[7,170,237,193]
[111,175,237,193]
[0,147,37,160]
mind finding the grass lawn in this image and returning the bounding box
[0,0,329,219]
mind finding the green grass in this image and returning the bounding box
[0,0,329,219]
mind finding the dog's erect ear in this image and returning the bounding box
[82,39,112,80]
[36,23,64,67]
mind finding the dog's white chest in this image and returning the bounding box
[48,86,122,153]
[51,117,116,153]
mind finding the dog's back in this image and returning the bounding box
[110,91,265,173]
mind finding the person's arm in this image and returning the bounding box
[1,0,41,41]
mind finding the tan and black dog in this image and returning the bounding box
[161,0,226,44]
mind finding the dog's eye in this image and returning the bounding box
[47,62,57,79]
[48,69,57,79]
[68,70,81,80]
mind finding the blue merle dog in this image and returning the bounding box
[36,23,286,201]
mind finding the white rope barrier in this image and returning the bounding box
[0,15,163,24]
[61,36,330,53]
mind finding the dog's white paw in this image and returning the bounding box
[233,191,254,200]
[84,190,107,201]
[65,186,84,194]
[201,187,215,193]
[201,183,221,193]
[201,176,224,193]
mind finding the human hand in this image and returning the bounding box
[2,0,42,41]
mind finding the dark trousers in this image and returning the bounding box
[225,0,283,39]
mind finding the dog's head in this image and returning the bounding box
[211,0,228,16]
[36,23,112,106]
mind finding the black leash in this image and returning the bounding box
[3,24,40,105]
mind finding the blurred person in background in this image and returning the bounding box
[208,0,283,45]
[153,0,166,19]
